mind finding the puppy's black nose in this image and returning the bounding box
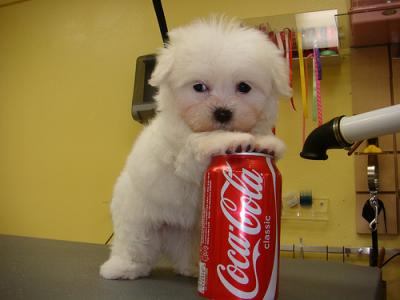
[213,108,233,124]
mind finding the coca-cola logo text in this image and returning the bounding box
[216,162,264,299]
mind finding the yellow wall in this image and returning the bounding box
[0,0,399,251]
[0,0,160,242]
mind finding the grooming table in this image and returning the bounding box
[0,235,385,299]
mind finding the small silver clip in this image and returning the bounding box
[368,193,379,231]
[367,153,379,232]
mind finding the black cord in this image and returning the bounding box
[152,0,169,45]
[377,198,387,233]
[105,232,114,245]
[381,252,400,268]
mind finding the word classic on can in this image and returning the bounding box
[198,153,282,300]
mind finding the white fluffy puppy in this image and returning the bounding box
[100,16,291,280]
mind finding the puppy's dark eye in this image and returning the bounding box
[237,82,251,94]
[193,83,208,93]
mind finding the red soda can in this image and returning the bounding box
[198,153,281,300]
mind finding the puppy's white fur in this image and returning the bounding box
[100,16,291,280]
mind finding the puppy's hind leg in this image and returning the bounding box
[100,222,161,280]
[100,171,162,280]
[163,226,199,278]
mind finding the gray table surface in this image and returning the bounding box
[0,235,384,300]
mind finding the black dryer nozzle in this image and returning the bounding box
[300,116,352,160]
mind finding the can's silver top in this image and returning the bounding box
[213,152,274,159]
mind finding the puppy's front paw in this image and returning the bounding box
[254,135,286,159]
[192,132,255,162]
[100,256,151,280]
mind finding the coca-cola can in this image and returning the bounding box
[198,153,282,300]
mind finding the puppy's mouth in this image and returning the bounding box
[215,122,232,131]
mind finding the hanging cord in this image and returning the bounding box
[378,198,387,233]
[296,31,307,120]
[316,48,323,126]
[152,0,169,45]
[297,31,308,144]
[381,252,400,267]
[284,28,296,111]
[105,233,114,245]
[312,53,317,122]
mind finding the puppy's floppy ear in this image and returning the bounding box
[149,46,174,87]
[270,55,292,98]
